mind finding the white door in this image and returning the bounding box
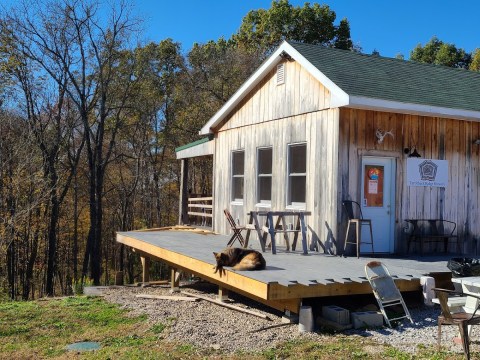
[360,157,396,253]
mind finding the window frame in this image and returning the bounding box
[256,146,273,208]
[231,150,245,204]
[286,142,307,209]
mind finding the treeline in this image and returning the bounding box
[0,0,478,300]
[0,0,355,299]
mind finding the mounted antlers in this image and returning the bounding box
[375,129,394,144]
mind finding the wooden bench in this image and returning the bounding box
[405,219,459,255]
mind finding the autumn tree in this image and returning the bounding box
[470,49,480,71]
[2,0,139,285]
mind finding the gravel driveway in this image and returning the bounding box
[101,281,479,355]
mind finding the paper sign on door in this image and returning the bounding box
[368,180,378,194]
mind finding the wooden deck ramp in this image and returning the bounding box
[116,227,452,314]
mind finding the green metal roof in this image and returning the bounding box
[175,135,213,153]
[288,41,480,112]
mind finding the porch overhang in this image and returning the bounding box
[175,137,215,159]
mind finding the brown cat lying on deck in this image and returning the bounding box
[213,247,266,276]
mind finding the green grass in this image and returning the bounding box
[0,296,472,359]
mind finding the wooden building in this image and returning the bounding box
[176,41,480,256]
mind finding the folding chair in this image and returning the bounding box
[365,261,413,327]
[223,209,246,247]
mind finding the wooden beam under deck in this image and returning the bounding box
[117,229,451,314]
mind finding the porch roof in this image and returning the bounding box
[175,136,214,159]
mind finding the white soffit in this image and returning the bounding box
[349,96,480,122]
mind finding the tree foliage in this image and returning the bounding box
[410,36,471,68]
[470,48,480,72]
[233,0,353,55]
[0,0,356,298]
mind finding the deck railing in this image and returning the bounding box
[187,196,213,227]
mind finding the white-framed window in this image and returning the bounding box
[256,147,272,206]
[231,150,245,203]
[287,143,306,208]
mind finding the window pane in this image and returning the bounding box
[290,176,306,203]
[233,177,244,200]
[232,151,244,201]
[258,148,272,174]
[232,151,244,176]
[290,144,306,173]
[258,177,272,202]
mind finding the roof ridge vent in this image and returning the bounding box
[276,63,285,85]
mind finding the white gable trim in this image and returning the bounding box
[199,41,349,135]
[349,96,480,121]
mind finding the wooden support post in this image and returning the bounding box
[140,256,150,285]
[115,271,124,286]
[179,158,189,225]
[218,287,229,302]
[170,267,180,293]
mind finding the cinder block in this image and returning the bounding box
[351,311,384,329]
[321,305,350,325]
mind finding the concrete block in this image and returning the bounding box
[351,311,384,329]
[321,305,350,325]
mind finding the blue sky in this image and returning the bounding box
[133,0,480,58]
[2,1,479,58]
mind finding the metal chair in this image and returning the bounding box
[365,261,413,327]
[433,288,480,360]
[342,200,374,258]
[223,209,246,247]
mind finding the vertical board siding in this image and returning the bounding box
[339,108,480,254]
[214,59,338,252]
[214,109,339,253]
[219,61,331,132]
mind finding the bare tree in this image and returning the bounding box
[2,0,138,285]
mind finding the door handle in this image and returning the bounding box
[363,199,367,206]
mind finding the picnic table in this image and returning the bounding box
[246,210,310,254]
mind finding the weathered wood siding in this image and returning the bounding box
[213,60,339,252]
[218,60,331,130]
[339,108,480,254]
